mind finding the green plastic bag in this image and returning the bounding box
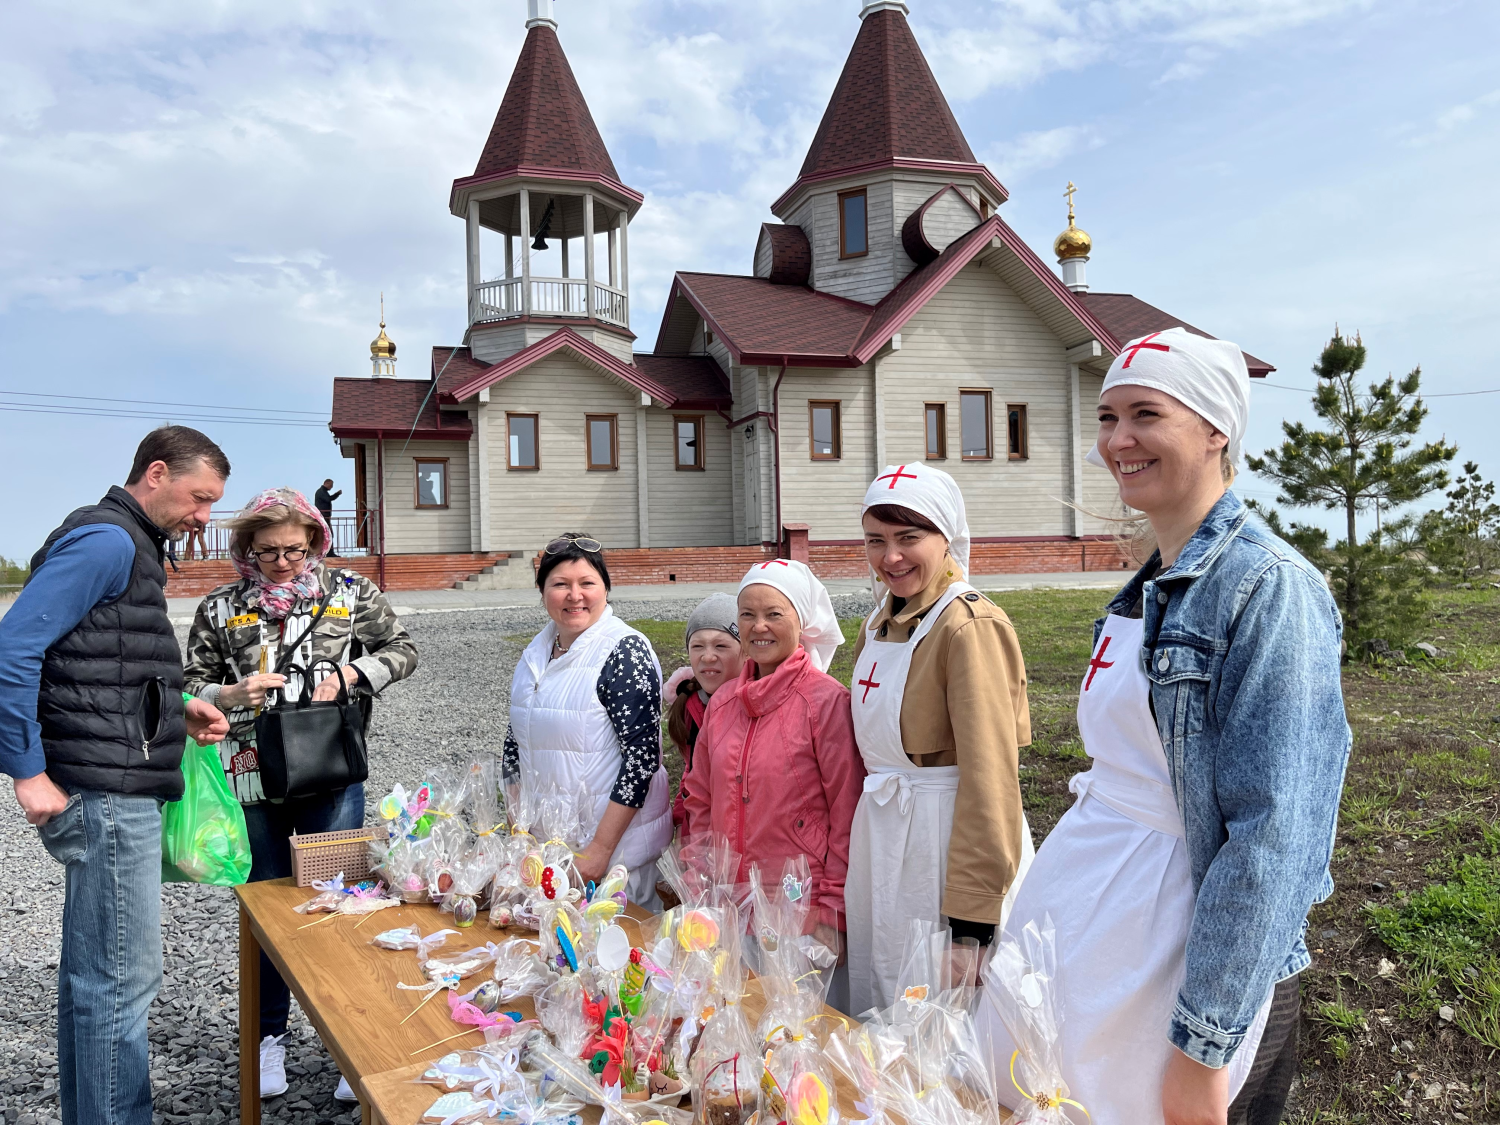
[161,737,253,886]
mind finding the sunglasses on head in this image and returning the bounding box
[544,535,603,555]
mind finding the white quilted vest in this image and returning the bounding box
[509,606,673,872]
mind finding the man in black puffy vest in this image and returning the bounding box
[0,426,233,1125]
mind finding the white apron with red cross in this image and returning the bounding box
[845,580,1035,1015]
[976,614,1270,1122]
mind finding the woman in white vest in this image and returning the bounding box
[503,533,672,910]
[844,463,1035,1014]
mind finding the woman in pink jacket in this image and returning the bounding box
[682,559,865,1010]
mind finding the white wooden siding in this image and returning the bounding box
[876,262,1079,538]
[778,366,878,540]
[647,409,737,547]
[921,189,982,253]
[373,439,473,553]
[1077,372,1121,535]
[753,229,774,278]
[483,354,643,549]
[805,182,897,305]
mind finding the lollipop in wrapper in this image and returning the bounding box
[980,917,1085,1124]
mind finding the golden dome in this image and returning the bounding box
[1054,223,1092,260]
[1054,180,1091,260]
[370,293,396,358]
[370,323,396,359]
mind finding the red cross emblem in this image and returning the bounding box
[757,559,790,570]
[857,663,881,703]
[1120,331,1171,369]
[875,466,919,490]
[1084,636,1115,691]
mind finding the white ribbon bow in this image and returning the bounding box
[864,772,913,816]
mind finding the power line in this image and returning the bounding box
[0,404,327,428]
[0,389,327,417]
[1257,381,1500,398]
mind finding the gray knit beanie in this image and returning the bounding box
[685,592,740,649]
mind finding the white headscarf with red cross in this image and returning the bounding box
[737,558,845,672]
[1086,326,1251,468]
[861,463,972,604]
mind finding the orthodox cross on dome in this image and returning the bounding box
[857,663,881,703]
[876,465,918,489]
[1064,181,1077,225]
[1084,635,1115,692]
[370,293,397,378]
[1120,331,1171,369]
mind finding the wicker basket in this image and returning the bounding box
[290,827,376,887]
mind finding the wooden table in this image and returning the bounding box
[234,878,651,1125]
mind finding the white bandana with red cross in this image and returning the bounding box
[1085,326,1251,468]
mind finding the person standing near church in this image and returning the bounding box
[0,426,233,1125]
[314,478,342,556]
[182,486,417,1104]
[682,559,863,1010]
[504,534,672,910]
[843,463,1035,1014]
[979,329,1350,1125]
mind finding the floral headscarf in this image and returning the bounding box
[230,488,332,619]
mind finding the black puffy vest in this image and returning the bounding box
[30,486,188,799]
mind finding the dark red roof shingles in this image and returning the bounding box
[473,25,619,182]
[631,355,732,404]
[799,9,975,179]
[431,346,492,399]
[667,274,874,364]
[1080,293,1274,375]
[330,379,472,438]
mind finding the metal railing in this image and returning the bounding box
[176,509,379,561]
[472,277,629,328]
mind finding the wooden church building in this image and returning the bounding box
[330,0,1272,582]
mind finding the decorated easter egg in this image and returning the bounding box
[520,852,544,888]
[469,980,502,1014]
[596,925,631,972]
[677,909,720,952]
[452,896,477,927]
[788,1073,830,1125]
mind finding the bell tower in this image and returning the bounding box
[448,0,643,364]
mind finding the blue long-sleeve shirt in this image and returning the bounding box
[0,524,135,780]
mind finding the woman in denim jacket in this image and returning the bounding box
[979,329,1350,1125]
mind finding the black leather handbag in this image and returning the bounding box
[253,586,369,800]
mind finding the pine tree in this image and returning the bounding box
[1247,330,1455,644]
[1419,461,1500,579]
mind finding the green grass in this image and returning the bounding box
[1365,825,1500,1047]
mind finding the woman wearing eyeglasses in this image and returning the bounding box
[182,487,417,1103]
[503,533,672,911]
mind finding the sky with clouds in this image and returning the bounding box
[2,0,1495,560]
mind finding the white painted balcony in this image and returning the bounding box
[473,277,629,328]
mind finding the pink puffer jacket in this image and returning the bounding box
[682,646,865,930]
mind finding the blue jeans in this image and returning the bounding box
[39,790,163,1125]
[241,783,365,1037]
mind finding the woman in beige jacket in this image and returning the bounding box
[844,463,1034,1014]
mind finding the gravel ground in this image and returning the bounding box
[0,593,873,1125]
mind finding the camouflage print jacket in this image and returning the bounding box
[183,564,418,803]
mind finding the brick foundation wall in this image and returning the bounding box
[528,537,1136,587]
[164,553,506,598]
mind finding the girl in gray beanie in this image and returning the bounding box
[666,592,742,831]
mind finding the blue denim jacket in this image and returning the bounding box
[1096,490,1351,1068]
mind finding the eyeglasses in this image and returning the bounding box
[544,536,602,555]
[251,547,309,564]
